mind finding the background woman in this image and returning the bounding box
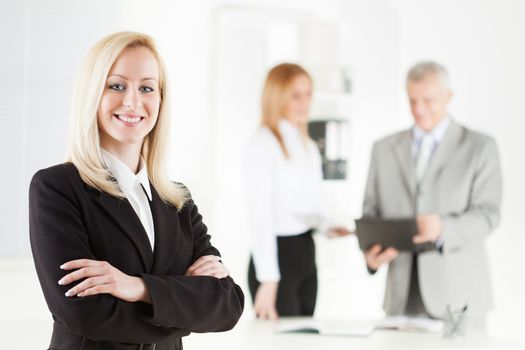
[29,32,244,350]
[244,63,348,320]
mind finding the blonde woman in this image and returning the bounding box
[244,63,348,320]
[29,32,244,350]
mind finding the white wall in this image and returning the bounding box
[0,0,123,257]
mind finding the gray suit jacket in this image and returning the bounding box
[363,120,502,318]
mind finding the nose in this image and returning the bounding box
[123,88,140,109]
[412,101,426,118]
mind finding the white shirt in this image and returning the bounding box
[244,119,331,282]
[102,149,155,251]
[411,116,451,158]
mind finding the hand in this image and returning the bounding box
[58,259,151,303]
[185,255,229,279]
[254,282,279,320]
[326,226,352,238]
[413,214,442,244]
[365,244,399,271]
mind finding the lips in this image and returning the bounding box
[113,113,144,125]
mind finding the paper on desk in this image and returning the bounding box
[374,316,444,333]
[276,318,374,337]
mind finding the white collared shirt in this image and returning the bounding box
[411,116,451,158]
[244,119,331,282]
[102,149,155,251]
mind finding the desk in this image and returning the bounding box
[2,319,524,349]
[185,318,525,350]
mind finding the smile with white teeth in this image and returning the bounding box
[115,114,142,124]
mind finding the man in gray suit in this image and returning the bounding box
[363,61,502,330]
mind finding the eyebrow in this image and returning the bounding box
[108,74,158,83]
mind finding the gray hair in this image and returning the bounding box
[406,61,450,90]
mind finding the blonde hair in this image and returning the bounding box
[68,31,188,209]
[261,63,312,158]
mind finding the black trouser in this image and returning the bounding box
[248,230,317,316]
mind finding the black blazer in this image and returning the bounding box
[29,163,244,350]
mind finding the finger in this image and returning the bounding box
[192,265,228,278]
[413,234,428,244]
[77,283,113,297]
[255,307,264,319]
[259,309,274,320]
[59,267,108,285]
[60,259,105,270]
[254,302,268,318]
[186,255,221,274]
[335,229,350,236]
[191,260,220,273]
[384,247,399,259]
[367,244,382,257]
[65,275,111,297]
[209,267,229,279]
[268,308,279,320]
[379,248,398,261]
[186,261,218,276]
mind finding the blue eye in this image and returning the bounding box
[140,86,154,93]
[109,83,125,91]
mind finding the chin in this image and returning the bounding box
[415,120,433,132]
[113,135,146,146]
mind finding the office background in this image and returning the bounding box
[0,0,524,345]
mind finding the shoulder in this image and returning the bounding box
[456,122,497,148]
[454,124,500,168]
[245,127,281,158]
[30,163,80,188]
[248,126,279,148]
[29,163,84,204]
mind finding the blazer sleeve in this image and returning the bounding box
[440,137,503,252]
[139,199,245,332]
[29,167,174,344]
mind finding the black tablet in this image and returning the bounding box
[355,218,418,252]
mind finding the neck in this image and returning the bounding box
[101,142,142,174]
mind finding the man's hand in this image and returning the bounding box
[254,282,279,320]
[413,214,442,244]
[365,244,399,271]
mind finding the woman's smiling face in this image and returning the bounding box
[97,45,161,150]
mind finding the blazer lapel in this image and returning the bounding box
[420,120,463,187]
[90,188,154,271]
[393,130,417,199]
[149,185,182,273]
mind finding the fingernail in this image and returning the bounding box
[65,290,73,297]
[60,264,67,269]
[58,279,64,285]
